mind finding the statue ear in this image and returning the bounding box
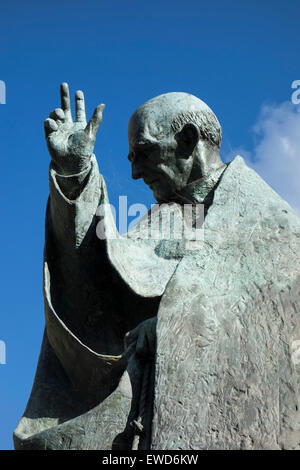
[175,123,199,157]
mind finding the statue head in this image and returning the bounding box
[128,92,224,202]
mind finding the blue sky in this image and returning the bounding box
[0,0,300,449]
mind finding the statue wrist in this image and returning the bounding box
[51,156,92,177]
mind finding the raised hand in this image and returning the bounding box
[44,83,105,175]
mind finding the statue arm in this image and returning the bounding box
[43,82,106,248]
[43,83,132,357]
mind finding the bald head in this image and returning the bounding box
[128,92,222,148]
[127,92,224,203]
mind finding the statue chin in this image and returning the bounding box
[150,181,175,203]
[153,189,172,203]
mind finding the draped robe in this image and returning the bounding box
[14,155,300,450]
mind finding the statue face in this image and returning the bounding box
[128,116,194,202]
[127,92,223,202]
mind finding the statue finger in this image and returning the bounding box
[60,82,72,122]
[50,108,65,122]
[44,118,58,138]
[75,90,87,124]
[85,104,105,139]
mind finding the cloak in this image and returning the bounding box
[14,155,300,450]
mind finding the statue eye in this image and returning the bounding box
[131,143,157,160]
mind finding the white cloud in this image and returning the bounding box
[224,101,300,216]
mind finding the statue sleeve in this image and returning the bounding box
[44,153,162,403]
[44,153,132,401]
[48,153,103,249]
